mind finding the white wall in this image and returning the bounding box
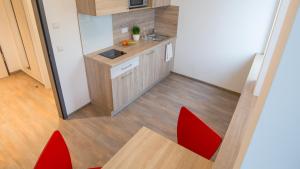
[172,0,278,92]
[42,0,90,115]
[241,8,300,169]
[78,14,113,55]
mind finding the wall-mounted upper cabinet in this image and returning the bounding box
[76,0,171,16]
[151,0,171,8]
[76,0,129,16]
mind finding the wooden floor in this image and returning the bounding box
[0,72,239,169]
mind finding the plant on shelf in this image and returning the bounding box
[131,25,141,41]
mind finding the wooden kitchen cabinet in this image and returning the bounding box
[139,40,175,91]
[76,0,129,16]
[112,66,140,114]
[151,0,171,8]
[111,40,175,115]
[157,39,175,80]
[139,48,160,91]
[85,38,175,116]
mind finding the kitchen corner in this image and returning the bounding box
[85,37,176,116]
[77,4,179,116]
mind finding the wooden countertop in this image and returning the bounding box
[85,37,176,67]
[101,127,213,169]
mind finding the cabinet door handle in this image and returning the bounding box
[121,71,133,79]
[121,64,133,71]
[145,50,155,55]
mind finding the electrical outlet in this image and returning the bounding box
[57,46,64,53]
[121,27,128,34]
[52,22,60,30]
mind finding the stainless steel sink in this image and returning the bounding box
[144,33,169,42]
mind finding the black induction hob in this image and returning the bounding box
[99,49,126,59]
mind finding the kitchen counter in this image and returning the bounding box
[84,37,176,116]
[85,37,176,67]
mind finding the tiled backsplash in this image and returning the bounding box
[112,9,155,44]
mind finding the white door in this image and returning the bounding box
[0,0,43,81]
[0,0,22,73]
[0,46,9,79]
[10,0,42,81]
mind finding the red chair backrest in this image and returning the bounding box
[177,107,222,159]
[34,131,73,169]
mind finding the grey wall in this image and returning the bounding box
[241,8,300,169]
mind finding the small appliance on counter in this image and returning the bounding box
[99,49,126,59]
[129,0,148,9]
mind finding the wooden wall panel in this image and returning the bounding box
[112,9,155,44]
[155,6,179,37]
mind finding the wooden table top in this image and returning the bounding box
[102,127,213,169]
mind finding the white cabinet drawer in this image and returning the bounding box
[111,57,139,79]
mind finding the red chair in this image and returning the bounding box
[177,107,222,160]
[34,130,102,169]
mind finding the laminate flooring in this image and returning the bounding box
[0,72,239,169]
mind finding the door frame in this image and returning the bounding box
[32,0,68,119]
[0,45,10,78]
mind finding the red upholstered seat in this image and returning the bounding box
[34,131,72,169]
[177,107,222,159]
[34,130,102,169]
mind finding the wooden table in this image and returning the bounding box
[102,127,213,169]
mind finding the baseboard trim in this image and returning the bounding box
[171,72,241,96]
